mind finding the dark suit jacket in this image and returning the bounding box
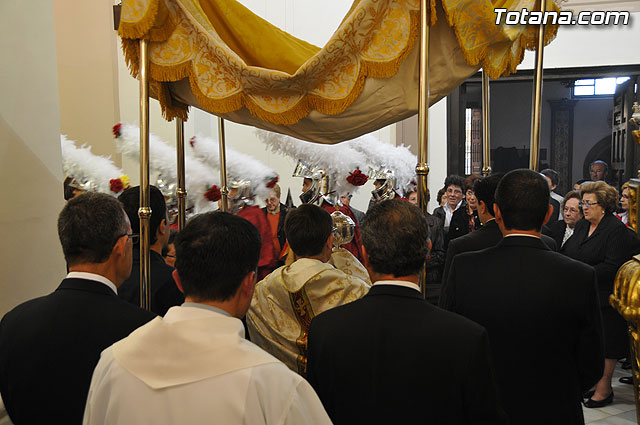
[441,237,604,425]
[447,203,481,243]
[0,278,156,425]
[118,249,184,316]
[307,284,508,425]
[547,197,561,229]
[543,219,567,250]
[262,203,290,254]
[441,220,558,293]
[561,215,635,307]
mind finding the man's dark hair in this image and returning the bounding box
[473,173,504,218]
[361,199,429,277]
[174,212,261,301]
[118,186,167,245]
[444,175,465,192]
[540,169,559,187]
[495,169,550,231]
[284,204,333,257]
[57,192,128,266]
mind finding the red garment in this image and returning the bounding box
[238,205,277,279]
[321,202,364,263]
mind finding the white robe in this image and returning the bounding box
[83,305,332,425]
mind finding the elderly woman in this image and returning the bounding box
[616,181,631,226]
[562,181,635,408]
[544,191,583,248]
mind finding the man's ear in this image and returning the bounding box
[172,269,184,293]
[493,203,503,224]
[542,204,554,226]
[478,200,487,216]
[325,233,334,252]
[361,245,371,270]
[240,270,257,298]
[113,234,128,260]
[157,218,167,238]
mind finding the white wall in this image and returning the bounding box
[0,1,66,316]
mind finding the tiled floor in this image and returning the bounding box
[584,364,637,424]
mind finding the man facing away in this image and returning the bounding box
[247,204,370,376]
[307,199,507,425]
[0,193,156,425]
[83,212,332,425]
[118,186,184,316]
[441,169,604,425]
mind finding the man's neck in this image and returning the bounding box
[184,297,239,318]
[479,213,495,225]
[294,254,327,263]
[369,273,419,285]
[501,229,541,237]
[68,263,119,287]
[150,242,163,256]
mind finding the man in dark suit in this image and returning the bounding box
[0,192,156,425]
[441,169,604,425]
[307,198,507,425]
[118,186,184,316]
[441,174,557,291]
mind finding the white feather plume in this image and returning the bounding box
[114,123,220,213]
[344,134,417,193]
[255,129,369,195]
[60,135,128,196]
[188,135,278,201]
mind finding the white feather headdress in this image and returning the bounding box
[256,130,369,196]
[113,123,220,213]
[61,135,130,196]
[188,135,278,201]
[344,134,417,194]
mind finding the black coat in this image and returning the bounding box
[447,204,481,243]
[0,278,156,424]
[441,220,558,293]
[307,284,508,425]
[543,219,567,250]
[425,213,445,303]
[441,236,604,425]
[118,249,184,316]
[561,215,635,307]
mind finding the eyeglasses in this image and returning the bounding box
[563,207,580,214]
[117,233,140,244]
[579,201,599,209]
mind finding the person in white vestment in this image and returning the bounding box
[83,212,332,425]
[247,204,370,376]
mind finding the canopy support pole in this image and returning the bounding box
[138,38,152,311]
[218,117,229,212]
[482,70,492,176]
[529,0,546,171]
[416,0,430,299]
[176,118,187,230]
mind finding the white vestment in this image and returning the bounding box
[247,256,370,375]
[83,305,332,425]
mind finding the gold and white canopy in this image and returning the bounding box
[119,0,560,143]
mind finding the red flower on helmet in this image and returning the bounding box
[205,185,221,202]
[266,176,279,188]
[189,136,196,148]
[346,169,368,186]
[110,178,124,193]
[112,123,122,138]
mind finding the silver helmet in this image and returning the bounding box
[370,169,397,203]
[293,160,328,205]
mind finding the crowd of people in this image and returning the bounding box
[0,160,639,425]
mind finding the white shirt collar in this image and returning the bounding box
[66,271,118,294]
[503,233,540,239]
[373,279,421,293]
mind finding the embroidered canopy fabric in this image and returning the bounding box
[119,0,559,143]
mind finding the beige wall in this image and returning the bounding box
[53,0,122,163]
[0,1,67,316]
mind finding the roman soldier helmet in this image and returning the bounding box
[257,129,369,206]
